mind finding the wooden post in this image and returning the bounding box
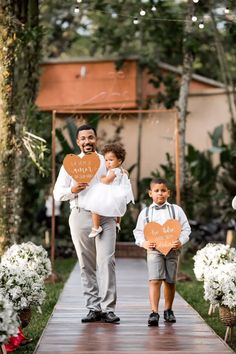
[175,110,181,205]
[51,110,56,270]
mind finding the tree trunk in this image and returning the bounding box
[177,0,194,198]
[0,0,41,254]
[209,6,235,122]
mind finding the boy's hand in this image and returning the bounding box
[142,241,156,250]
[171,240,182,250]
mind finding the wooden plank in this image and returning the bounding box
[34,259,234,354]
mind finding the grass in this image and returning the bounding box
[177,256,236,353]
[15,257,77,354]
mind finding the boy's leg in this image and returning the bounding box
[149,280,162,312]
[148,279,162,326]
[163,250,179,323]
[163,281,176,310]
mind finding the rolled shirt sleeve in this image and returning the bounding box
[133,209,146,247]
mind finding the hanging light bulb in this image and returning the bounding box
[192,15,198,22]
[199,21,204,29]
[151,6,157,12]
[140,9,146,16]
[193,0,199,3]
[74,6,80,13]
[224,7,230,14]
[133,17,139,24]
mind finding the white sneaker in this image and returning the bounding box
[88,226,103,238]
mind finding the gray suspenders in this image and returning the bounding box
[145,204,176,223]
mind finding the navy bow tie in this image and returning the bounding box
[154,205,167,210]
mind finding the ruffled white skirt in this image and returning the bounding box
[83,181,134,217]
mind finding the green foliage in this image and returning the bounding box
[177,256,236,353]
[139,152,176,206]
[184,143,219,219]
[208,122,236,222]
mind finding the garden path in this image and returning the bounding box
[34,258,234,354]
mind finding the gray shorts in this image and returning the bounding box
[147,249,180,284]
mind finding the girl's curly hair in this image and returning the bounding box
[102,143,126,162]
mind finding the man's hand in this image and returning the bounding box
[142,240,156,250]
[71,183,88,194]
[171,240,182,250]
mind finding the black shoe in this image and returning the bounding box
[164,309,176,323]
[81,310,102,323]
[101,311,120,323]
[148,312,160,326]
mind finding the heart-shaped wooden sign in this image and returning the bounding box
[144,219,182,256]
[63,153,100,183]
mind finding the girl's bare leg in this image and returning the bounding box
[92,213,101,229]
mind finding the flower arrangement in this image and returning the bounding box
[0,264,46,312]
[204,262,236,310]
[193,243,236,281]
[1,242,51,280]
[0,292,19,344]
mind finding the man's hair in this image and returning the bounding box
[102,143,126,162]
[150,177,169,189]
[76,124,97,138]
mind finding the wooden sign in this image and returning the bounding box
[144,219,182,256]
[63,153,100,183]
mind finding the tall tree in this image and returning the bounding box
[0,0,42,253]
[177,0,194,196]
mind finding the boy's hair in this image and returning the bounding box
[76,124,97,138]
[150,177,169,189]
[102,143,126,162]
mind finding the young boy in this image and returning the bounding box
[133,178,191,326]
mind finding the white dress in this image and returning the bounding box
[84,168,134,217]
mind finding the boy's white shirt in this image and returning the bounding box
[133,201,191,247]
[53,152,106,209]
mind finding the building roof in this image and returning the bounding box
[36,57,226,112]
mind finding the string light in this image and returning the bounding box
[199,21,204,29]
[140,9,146,16]
[74,6,80,13]
[72,1,221,29]
[224,7,230,14]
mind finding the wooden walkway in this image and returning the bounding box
[34,258,234,354]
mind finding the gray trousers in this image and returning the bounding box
[69,207,117,312]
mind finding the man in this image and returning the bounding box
[53,124,119,323]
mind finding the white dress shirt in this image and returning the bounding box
[133,202,191,247]
[53,152,106,209]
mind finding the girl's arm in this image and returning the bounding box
[100,170,116,184]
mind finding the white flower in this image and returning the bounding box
[1,241,52,280]
[204,263,236,310]
[193,243,236,281]
[0,291,19,344]
[0,264,46,312]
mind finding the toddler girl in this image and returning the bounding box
[84,143,134,238]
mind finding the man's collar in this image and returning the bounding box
[79,151,98,157]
